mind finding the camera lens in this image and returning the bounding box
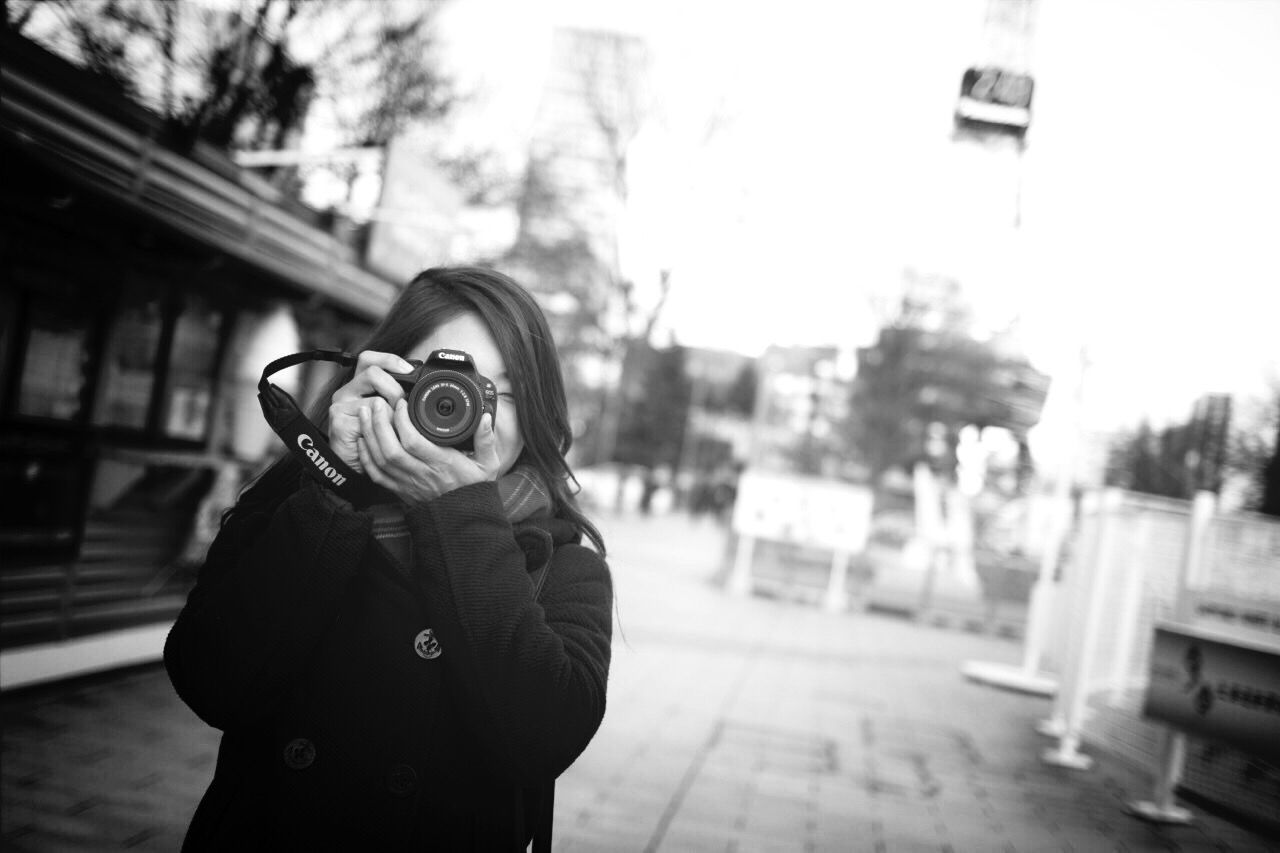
[413,378,476,444]
[405,356,495,451]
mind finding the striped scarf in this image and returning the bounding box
[371,466,551,570]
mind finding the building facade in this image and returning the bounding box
[750,345,856,480]
[1,33,397,662]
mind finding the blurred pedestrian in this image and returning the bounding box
[165,267,612,851]
[710,462,742,524]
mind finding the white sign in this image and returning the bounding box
[1144,623,1280,762]
[732,469,873,553]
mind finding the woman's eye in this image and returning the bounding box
[497,391,515,400]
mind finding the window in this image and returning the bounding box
[161,294,224,441]
[0,443,82,557]
[0,290,15,400]
[92,284,164,429]
[17,298,93,421]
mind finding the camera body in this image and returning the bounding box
[388,349,498,451]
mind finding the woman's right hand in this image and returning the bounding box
[328,351,416,472]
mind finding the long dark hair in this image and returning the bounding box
[233,266,605,555]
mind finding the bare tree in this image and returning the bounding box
[1226,379,1280,514]
[9,0,457,157]
[578,29,650,204]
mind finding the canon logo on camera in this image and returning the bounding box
[436,351,466,362]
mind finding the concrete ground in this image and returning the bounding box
[2,511,1276,852]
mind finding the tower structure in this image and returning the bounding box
[504,27,651,462]
[529,28,647,271]
[507,28,648,310]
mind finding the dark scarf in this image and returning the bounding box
[371,465,551,569]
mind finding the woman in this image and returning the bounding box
[165,267,612,851]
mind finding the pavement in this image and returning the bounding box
[3,511,1277,852]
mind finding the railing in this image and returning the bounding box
[2,507,194,649]
[0,452,248,689]
[1036,489,1280,827]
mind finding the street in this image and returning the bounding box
[2,510,1275,852]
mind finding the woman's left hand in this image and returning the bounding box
[356,397,502,505]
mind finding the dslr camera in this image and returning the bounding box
[388,349,498,451]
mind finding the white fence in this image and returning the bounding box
[1033,488,1280,826]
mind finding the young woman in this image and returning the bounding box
[165,266,612,850]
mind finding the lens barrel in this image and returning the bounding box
[392,349,497,452]
[409,371,482,447]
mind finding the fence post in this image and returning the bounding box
[823,550,850,612]
[1175,491,1217,623]
[1124,489,1215,824]
[961,487,1069,696]
[1020,487,1070,678]
[1125,729,1194,824]
[1106,512,1152,707]
[729,534,755,597]
[1036,491,1100,740]
[1043,487,1124,769]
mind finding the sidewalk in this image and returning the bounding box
[3,511,1276,852]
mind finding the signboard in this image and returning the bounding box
[732,469,873,553]
[1143,623,1280,762]
[955,66,1034,135]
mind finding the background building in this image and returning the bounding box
[681,346,757,471]
[750,345,856,480]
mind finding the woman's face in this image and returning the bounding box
[406,311,524,476]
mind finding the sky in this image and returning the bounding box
[432,0,1280,446]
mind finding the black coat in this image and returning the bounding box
[165,478,612,851]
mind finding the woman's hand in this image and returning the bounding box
[328,351,416,472]
[356,398,503,505]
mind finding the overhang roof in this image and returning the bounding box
[0,33,396,321]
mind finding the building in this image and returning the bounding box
[850,269,1049,487]
[750,345,857,480]
[681,346,757,471]
[0,32,398,674]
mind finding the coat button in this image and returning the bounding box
[413,628,441,660]
[283,737,315,770]
[386,763,418,796]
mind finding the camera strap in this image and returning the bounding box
[258,350,386,507]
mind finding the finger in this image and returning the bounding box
[359,403,390,471]
[392,398,449,463]
[363,366,410,404]
[332,348,412,402]
[368,396,411,470]
[357,436,395,489]
[472,413,501,474]
[328,402,363,432]
[356,350,415,375]
[333,364,410,405]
